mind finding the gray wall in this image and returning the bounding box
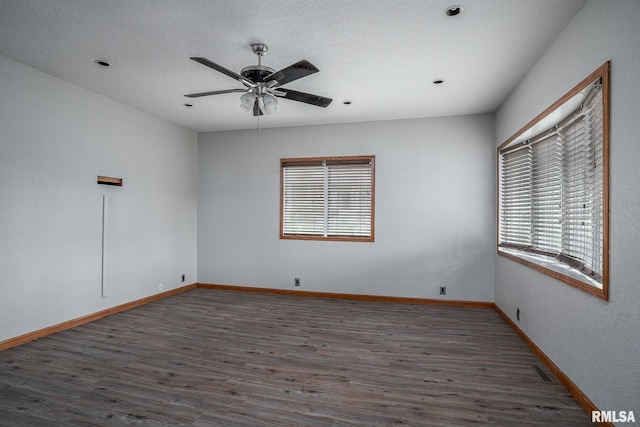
[495,0,640,413]
[198,115,495,301]
[0,55,198,343]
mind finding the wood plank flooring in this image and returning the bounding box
[0,289,592,426]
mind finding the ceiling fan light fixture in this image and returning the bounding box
[262,104,277,115]
[256,95,276,115]
[240,92,257,108]
[263,93,278,109]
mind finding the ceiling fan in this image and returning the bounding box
[185,43,332,116]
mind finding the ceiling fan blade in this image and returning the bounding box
[184,88,246,98]
[275,88,332,108]
[265,60,319,87]
[190,57,255,86]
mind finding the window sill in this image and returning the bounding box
[280,234,374,242]
[497,247,607,300]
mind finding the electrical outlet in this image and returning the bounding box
[158,283,163,292]
[181,274,185,283]
[517,307,520,321]
[439,286,446,295]
[294,278,300,287]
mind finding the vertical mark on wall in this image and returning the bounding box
[101,194,108,298]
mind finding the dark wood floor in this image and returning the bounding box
[0,288,592,426]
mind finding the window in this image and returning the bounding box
[498,62,609,300]
[281,156,375,241]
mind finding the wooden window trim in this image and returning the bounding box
[497,61,610,301]
[280,155,375,242]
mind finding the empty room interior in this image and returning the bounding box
[1,1,639,426]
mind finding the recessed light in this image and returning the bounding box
[433,79,444,85]
[343,101,352,105]
[183,103,193,107]
[445,5,463,16]
[95,60,110,67]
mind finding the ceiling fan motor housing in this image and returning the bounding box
[241,65,275,83]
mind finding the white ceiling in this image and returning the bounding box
[0,0,588,133]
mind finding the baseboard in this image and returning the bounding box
[196,282,495,309]
[0,283,197,352]
[494,305,609,427]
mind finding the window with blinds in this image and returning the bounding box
[498,62,609,300]
[281,156,375,241]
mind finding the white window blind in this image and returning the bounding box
[282,162,325,236]
[532,134,563,254]
[282,157,374,240]
[499,83,603,282]
[327,162,372,237]
[561,89,604,280]
[500,147,532,247]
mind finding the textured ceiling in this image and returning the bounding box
[0,0,588,132]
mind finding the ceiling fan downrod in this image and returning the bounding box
[251,43,268,65]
